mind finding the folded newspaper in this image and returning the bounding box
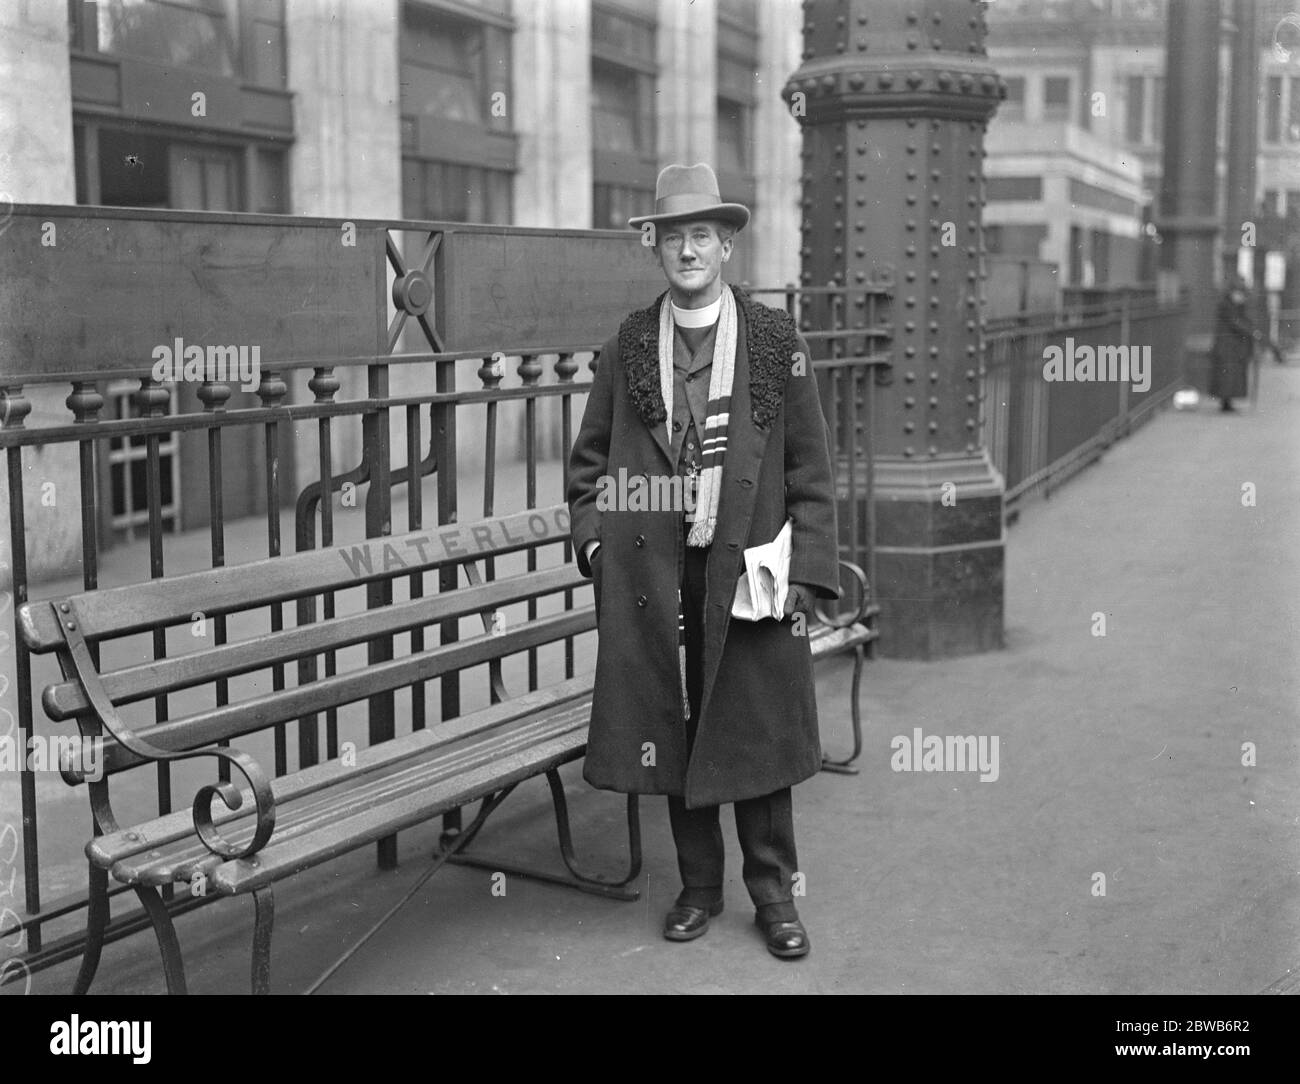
[730,518,793,621]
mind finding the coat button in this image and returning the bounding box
[634,535,645,547]
[739,478,753,488]
[672,420,682,432]
[726,541,739,551]
[637,595,647,607]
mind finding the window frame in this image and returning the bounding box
[1002,75,1027,118]
[1043,75,1073,120]
[590,0,658,228]
[1264,75,1283,144]
[399,0,518,220]
[69,0,288,89]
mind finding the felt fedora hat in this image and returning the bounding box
[627,163,750,231]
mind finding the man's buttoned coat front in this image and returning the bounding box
[567,286,840,809]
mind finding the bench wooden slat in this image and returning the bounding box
[111,714,580,885]
[18,505,573,648]
[44,565,588,720]
[86,676,594,864]
[211,729,589,894]
[105,701,592,889]
[70,607,596,780]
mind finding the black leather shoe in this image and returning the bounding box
[755,914,810,958]
[663,899,724,942]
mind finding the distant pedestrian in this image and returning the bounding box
[1209,277,1263,412]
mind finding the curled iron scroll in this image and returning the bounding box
[58,600,278,861]
[815,559,872,629]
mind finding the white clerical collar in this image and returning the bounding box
[672,295,722,328]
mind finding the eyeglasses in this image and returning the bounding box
[659,229,719,253]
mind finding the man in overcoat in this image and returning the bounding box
[1210,276,1263,412]
[567,164,840,958]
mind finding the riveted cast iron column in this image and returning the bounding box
[1223,0,1261,299]
[1158,0,1221,380]
[786,0,1005,659]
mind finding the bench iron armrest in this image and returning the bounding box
[55,600,277,861]
[814,559,874,629]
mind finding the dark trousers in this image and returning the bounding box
[669,541,800,923]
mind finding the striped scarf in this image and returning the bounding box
[658,288,738,719]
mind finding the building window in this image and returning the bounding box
[402,159,511,223]
[717,98,749,176]
[1069,224,1084,285]
[255,146,287,213]
[402,4,488,123]
[591,0,657,229]
[592,58,650,154]
[716,2,758,282]
[1043,76,1072,120]
[1003,76,1026,117]
[1125,76,1145,143]
[69,1,292,210]
[106,379,181,538]
[1124,75,1162,146]
[72,0,286,88]
[400,1,516,224]
[1265,76,1283,143]
[1151,75,1163,145]
[77,124,289,212]
[171,142,241,211]
[593,183,653,235]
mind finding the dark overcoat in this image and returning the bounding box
[1209,293,1255,400]
[567,285,840,809]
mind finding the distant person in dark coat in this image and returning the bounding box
[1210,277,1263,412]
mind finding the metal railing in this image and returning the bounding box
[984,295,1189,508]
[0,206,885,984]
[744,282,892,594]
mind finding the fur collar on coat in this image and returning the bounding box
[615,284,799,431]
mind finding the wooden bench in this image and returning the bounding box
[17,504,640,995]
[17,508,875,993]
[810,560,881,774]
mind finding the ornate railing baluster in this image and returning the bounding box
[296,366,341,764]
[405,393,426,731]
[197,370,233,783]
[478,352,505,705]
[257,367,289,777]
[518,353,543,692]
[554,352,579,680]
[1,386,39,951]
[134,374,175,901]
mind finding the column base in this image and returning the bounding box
[868,452,1005,660]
